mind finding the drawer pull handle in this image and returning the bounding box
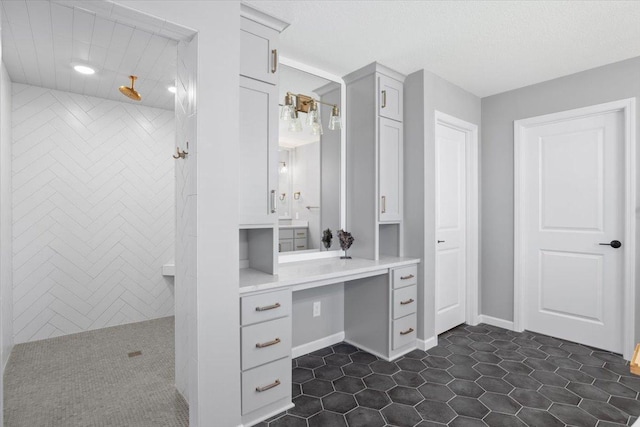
[256,379,281,393]
[255,303,281,312]
[296,233,305,236]
[296,246,305,249]
[400,274,415,280]
[400,327,414,336]
[256,338,281,348]
[400,298,414,305]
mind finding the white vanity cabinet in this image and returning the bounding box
[239,76,278,226]
[379,117,403,222]
[240,17,280,85]
[240,288,293,424]
[345,63,406,260]
[378,74,403,121]
[278,227,308,252]
[238,7,288,276]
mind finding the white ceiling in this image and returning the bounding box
[246,1,640,97]
[1,0,177,110]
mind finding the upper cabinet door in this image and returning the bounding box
[379,117,403,222]
[378,75,403,122]
[241,18,280,85]
[239,76,279,225]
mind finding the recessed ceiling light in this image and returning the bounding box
[167,86,177,94]
[73,65,95,75]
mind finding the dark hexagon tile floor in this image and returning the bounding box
[257,324,639,427]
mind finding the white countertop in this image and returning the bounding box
[239,256,420,295]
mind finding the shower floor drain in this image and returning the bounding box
[128,350,142,358]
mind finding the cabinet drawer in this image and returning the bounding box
[393,265,417,289]
[393,313,416,350]
[294,238,307,251]
[393,285,417,320]
[293,228,307,239]
[241,289,291,326]
[378,74,403,121]
[242,317,291,370]
[242,357,291,415]
[280,229,294,239]
[279,239,293,252]
[240,17,279,85]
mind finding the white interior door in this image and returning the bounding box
[435,122,467,334]
[521,110,624,353]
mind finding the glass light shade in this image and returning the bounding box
[288,116,302,132]
[280,104,295,121]
[306,100,319,126]
[311,121,323,136]
[328,115,342,130]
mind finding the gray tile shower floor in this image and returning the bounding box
[3,316,188,427]
[261,324,640,427]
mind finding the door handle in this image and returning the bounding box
[599,240,622,248]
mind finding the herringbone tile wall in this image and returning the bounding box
[11,83,175,344]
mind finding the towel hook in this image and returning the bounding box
[173,141,189,159]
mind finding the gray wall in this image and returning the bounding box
[481,57,640,333]
[292,284,344,347]
[404,69,481,341]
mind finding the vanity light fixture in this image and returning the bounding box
[279,161,287,173]
[280,91,341,134]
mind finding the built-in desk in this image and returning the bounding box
[239,256,419,294]
[239,256,420,426]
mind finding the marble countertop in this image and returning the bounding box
[239,256,420,295]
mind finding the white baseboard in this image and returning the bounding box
[417,336,438,351]
[477,315,514,331]
[292,332,345,359]
[343,339,390,361]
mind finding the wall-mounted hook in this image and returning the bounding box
[279,193,286,201]
[173,141,189,159]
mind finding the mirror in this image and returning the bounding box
[277,62,344,257]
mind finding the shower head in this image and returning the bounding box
[119,75,142,101]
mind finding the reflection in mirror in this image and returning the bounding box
[278,64,342,254]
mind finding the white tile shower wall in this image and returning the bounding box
[11,83,175,344]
